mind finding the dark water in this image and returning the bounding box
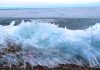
[0,8,100,29]
[0,18,100,30]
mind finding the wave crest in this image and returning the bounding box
[0,20,100,67]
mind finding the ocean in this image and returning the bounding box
[0,8,100,68]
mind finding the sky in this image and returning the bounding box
[0,0,100,8]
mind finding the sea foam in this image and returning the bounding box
[0,20,100,67]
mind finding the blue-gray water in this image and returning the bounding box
[0,7,100,18]
[0,7,100,29]
[0,8,100,68]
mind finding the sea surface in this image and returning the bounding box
[0,8,100,68]
[0,7,100,18]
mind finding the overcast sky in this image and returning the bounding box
[0,0,100,8]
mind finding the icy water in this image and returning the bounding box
[0,19,100,68]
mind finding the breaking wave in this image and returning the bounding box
[0,20,100,68]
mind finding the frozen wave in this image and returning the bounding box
[0,20,100,67]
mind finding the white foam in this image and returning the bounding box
[0,21,100,67]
